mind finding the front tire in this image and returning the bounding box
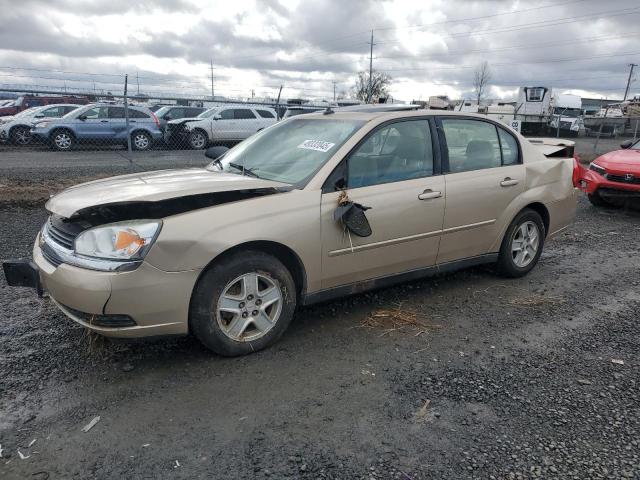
[189,129,208,150]
[496,209,545,278]
[11,126,32,146]
[190,251,297,356]
[50,129,74,151]
[588,191,610,208]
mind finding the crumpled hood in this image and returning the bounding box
[46,168,287,218]
[167,117,201,125]
[594,149,640,172]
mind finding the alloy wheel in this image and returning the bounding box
[511,220,540,268]
[54,132,72,150]
[13,127,31,145]
[216,272,283,342]
[133,133,150,150]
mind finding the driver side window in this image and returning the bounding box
[347,119,433,188]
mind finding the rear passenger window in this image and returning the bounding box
[498,128,519,165]
[441,119,501,173]
[109,107,125,118]
[347,119,433,188]
[234,109,256,119]
[129,109,150,119]
[219,109,234,120]
[257,109,275,118]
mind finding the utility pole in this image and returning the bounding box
[623,63,637,101]
[211,58,215,100]
[123,74,133,155]
[275,85,283,120]
[136,72,140,96]
[333,81,337,102]
[367,30,375,103]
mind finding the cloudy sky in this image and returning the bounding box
[0,0,639,102]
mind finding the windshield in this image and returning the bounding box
[12,107,42,118]
[553,107,581,118]
[198,108,219,119]
[154,106,171,117]
[207,118,365,184]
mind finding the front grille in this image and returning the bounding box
[560,121,573,129]
[47,216,82,249]
[606,173,640,185]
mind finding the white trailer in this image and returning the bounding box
[515,86,551,134]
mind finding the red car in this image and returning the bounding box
[578,139,640,207]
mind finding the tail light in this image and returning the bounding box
[151,112,160,128]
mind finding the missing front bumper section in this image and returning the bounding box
[2,259,43,296]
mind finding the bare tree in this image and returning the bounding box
[354,71,392,103]
[473,61,492,106]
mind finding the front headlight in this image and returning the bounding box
[74,220,162,260]
[589,162,606,176]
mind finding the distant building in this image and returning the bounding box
[581,97,622,115]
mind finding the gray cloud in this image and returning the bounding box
[0,0,639,100]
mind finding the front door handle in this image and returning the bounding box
[418,189,442,200]
[500,177,519,187]
[100,120,109,123]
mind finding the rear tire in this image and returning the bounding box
[50,129,74,151]
[588,191,610,208]
[190,251,297,356]
[496,209,545,278]
[131,130,152,151]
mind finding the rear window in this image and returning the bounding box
[129,109,150,119]
[257,109,275,119]
[234,109,256,119]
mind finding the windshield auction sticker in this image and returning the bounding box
[297,140,336,152]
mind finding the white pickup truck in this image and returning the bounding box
[165,105,278,149]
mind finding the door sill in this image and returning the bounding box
[303,253,498,306]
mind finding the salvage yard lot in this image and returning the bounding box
[1,142,639,479]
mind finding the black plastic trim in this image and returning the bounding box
[302,253,498,306]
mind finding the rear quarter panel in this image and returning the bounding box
[489,140,578,252]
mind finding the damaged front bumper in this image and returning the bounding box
[2,236,202,338]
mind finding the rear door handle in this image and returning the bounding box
[100,120,109,123]
[418,189,442,200]
[500,177,519,187]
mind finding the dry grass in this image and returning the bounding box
[359,302,444,338]
[0,175,112,206]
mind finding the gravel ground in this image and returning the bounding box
[1,144,639,479]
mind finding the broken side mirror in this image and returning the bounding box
[78,114,87,121]
[620,139,633,149]
[205,146,229,160]
[334,200,372,237]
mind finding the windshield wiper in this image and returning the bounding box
[228,162,260,178]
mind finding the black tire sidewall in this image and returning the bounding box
[497,209,545,278]
[190,251,297,356]
[588,192,610,208]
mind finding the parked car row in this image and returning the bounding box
[1,102,281,150]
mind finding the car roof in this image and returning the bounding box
[297,109,499,122]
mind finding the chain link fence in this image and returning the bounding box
[0,91,306,153]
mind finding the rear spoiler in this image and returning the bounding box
[527,138,575,158]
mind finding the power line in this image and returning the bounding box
[373,31,640,61]
[377,51,640,72]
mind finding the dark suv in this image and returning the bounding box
[155,105,207,131]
